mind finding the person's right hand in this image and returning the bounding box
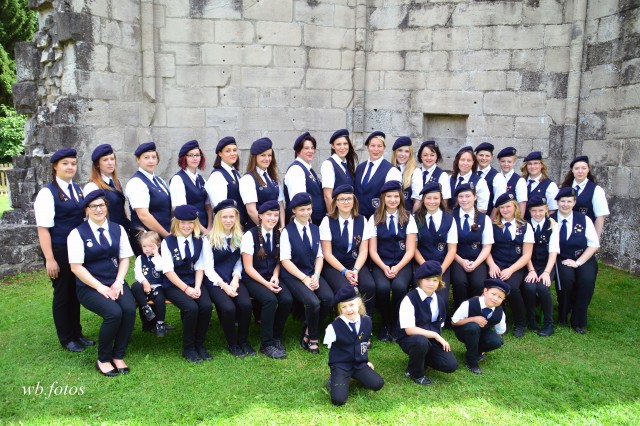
[45,259,60,279]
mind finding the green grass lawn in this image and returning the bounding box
[0,195,11,215]
[1,264,639,425]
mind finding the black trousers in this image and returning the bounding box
[502,268,526,328]
[49,244,83,345]
[322,263,376,316]
[371,263,412,330]
[556,257,598,328]
[454,323,503,368]
[244,276,292,347]
[282,276,333,341]
[164,284,212,351]
[205,280,252,346]
[329,365,384,406]
[130,282,166,326]
[522,265,554,327]
[398,334,458,378]
[76,283,136,362]
[451,262,487,310]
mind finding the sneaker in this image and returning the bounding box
[196,346,212,361]
[538,325,555,337]
[273,339,286,352]
[228,344,246,358]
[408,375,431,385]
[141,305,156,322]
[183,350,202,363]
[241,342,257,357]
[377,326,392,343]
[468,365,482,374]
[513,326,526,338]
[260,345,286,359]
[154,322,167,337]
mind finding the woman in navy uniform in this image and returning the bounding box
[474,142,507,219]
[368,180,417,342]
[170,140,212,232]
[241,200,292,359]
[448,146,490,212]
[450,183,494,311]
[125,142,172,254]
[83,144,130,233]
[239,137,285,229]
[320,129,358,211]
[552,187,600,334]
[497,147,527,214]
[34,148,91,353]
[559,156,609,239]
[390,136,417,208]
[205,136,248,228]
[354,131,402,218]
[411,141,451,212]
[281,193,333,355]
[520,151,558,219]
[161,205,213,362]
[485,193,534,337]
[284,132,326,225]
[68,190,136,376]
[320,184,376,316]
[414,182,457,304]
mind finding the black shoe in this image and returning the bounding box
[77,336,95,347]
[196,346,212,361]
[228,344,246,358]
[273,339,285,352]
[141,305,156,322]
[378,326,392,343]
[513,326,525,338]
[154,322,167,338]
[116,366,130,375]
[183,350,203,363]
[538,325,555,337]
[241,342,257,357]
[408,375,431,385]
[260,345,286,359]
[478,353,486,363]
[164,322,176,331]
[96,362,118,377]
[63,340,86,353]
[307,341,320,355]
[467,365,482,374]
[299,326,309,350]
[573,326,586,335]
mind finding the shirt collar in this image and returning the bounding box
[221,162,235,173]
[138,167,155,180]
[416,287,435,301]
[531,218,545,227]
[56,176,73,188]
[386,210,398,219]
[501,218,516,226]
[260,226,273,237]
[426,209,442,220]
[293,218,310,231]
[459,171,473,179]
[369,157,384,167]
[479,296,493,310]
[503,169,514,179]
[101,174,113,184]
[87,218,109,232]
[183,168,199,179]
[340,314,361,325]
[295,158,312,170]
[479,165,492,174]
[572,179,586,189]
[331,153,344,163]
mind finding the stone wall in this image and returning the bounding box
[3,0,640,276]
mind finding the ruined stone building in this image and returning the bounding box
[2,0,639,275]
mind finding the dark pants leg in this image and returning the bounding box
[244,277,292,346]
[556,261,575,324]
[398,335,430,378]
[329,365,384,406]
[322,264,376,316]
[76,284,136,362]
[571,257,598,328]
[424,337,459,373]
[49,244,83,344]
[372,264,412,329]
[454,323,503,368]
[165,285,212,351]
[451,262,487,310]
[206,281,253,346]
[522,267,554,327]
[283,276,333,341]
[504,269,526,328]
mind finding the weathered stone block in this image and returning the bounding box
[333,5,356,28]
[273,47,307,67]
[289,108,346,131]
[290,89,332,108]
[482,25,545,50]
[420,90,483,115]
[110,47,140,75]
[219,87,258,107]
[306,69,352,90]
[162,43,200,65]
[405,51,448,71]
[258,89,289,108]
[544,24,571,47]
[452,2,523,26]
[239,108,293,131]
[369,5,407,30]
[366,90,410,111]
[620,139,640,167]
[607,110,640,139]
[205,106,242,129]
[15,42,40,82]
[309,49,342,69]
[408,4,455,28]
[164,86,218,108]
[365,52,404,71]
[467,115,514,138]
[101,19,122,46]
[586,40,615,70]
[512,49,544,71]
[449,50,511,71]
[578,113,607,140]
[332,90,354,108]
[242,67,303,88]
[383,71,426,90]
[587,1,619,20]
[621,58,640,85]
[166,107,204,128]
[112,0,139,23]
[256,22,300,46]
[56,12,93,43]
[426,71,469,91]
[175,65,231,87]
[162,18,214,43]
[582,139,621,166]
[197,1,242,20]
[215,20,255,43]
[484,91,546,116]
[515,116,549,139]
[12,82,38,114]
[305,25,355,50]
[523,0,564,24]
[544,47,570,72]
[598,13,622,42]
[432,27,483,51]
[372,29,430,52]
[202,44,272,66]
[295,1,335,26]
[243,0,293,22]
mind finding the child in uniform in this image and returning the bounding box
[497,147,527,214]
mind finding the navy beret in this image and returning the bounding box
[526,195,547,209]
[570,155,589,168]
[484,278,511,296]
[250,137,273,155]
[380,180,402,194]
[289,192,312,209]
[332,285,358,308]
[523,151,542,162]
[294,132,311,151]
[174,205,198,221]
[419,182,442,196]
[457,145,474,155]
[494,192,516,208]
[417,140,438,158]
[216,136,236,154]
[91,144,113,162]
[474,142,494,153]
[332,184,354,199]
[214,198,237,215]
[365,131,386,146]
[392,136,412,151]
[81,189,106,209]
[330,129,349,144]
[50,148,77,164]
[454,182,476,197]
[415,260,442,280]
[179,140,200,158]
[497,146,517,158]
[134,142,156,157]
[555,186,576,200]
[258,200,280,214]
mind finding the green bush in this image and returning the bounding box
[0,104,25,163]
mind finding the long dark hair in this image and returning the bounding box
[330,135,358,179]
[415,191,447,227]
[451,150,477,177]
[245,149,280,186]
[560,169,596,188]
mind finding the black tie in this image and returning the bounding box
[68,184,77,204]
[535,223,541,240]
[107,178,116,189]
[226,237,232,252]
[362,162,374,186]
[477,170,483,177]
[481,307,492,319]
[422,170,430,185]
[560,219,568,241]
[263,172,272,187]
[196,175,204,190]
[575,185,580,196]
[184,240,192,261]
[462,213,470,235]
[504,222,511,239]
[389,214,396,235]
[349,322,358,339]
[457,176,464,188]
[528,179,535,192]
[341,161,348,172]
[428,215,437,236]
[97,227,109,248]
[232,169,241,182]
[341,220,349,249]
[153,176,166,193]
[302,226,312,251]
[265,232,272,254]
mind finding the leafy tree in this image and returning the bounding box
[0,104,25,162]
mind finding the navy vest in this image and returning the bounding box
[491,222,527,269]
[468,297,503,329]
[328,157,354,188]
[552,212,588,261]
[327,216,365,269]
[375,214,408,266]
[162,235,203,287]
[129,171,172,233]
[211,167,248,226]
[45,183,85,245]
[448,173,481,210]
[174,169,208,228]
[281,221,320,278]
[242,227,279,281]
[505,172,521,196]
[284,161,326,225]
[453,208,487,261]
[140,254,163,286]
[75,221,121,288]
[250,171,280,216]
[354,159,393,218]
[422,166,445,186]
[211,241,241,284]
[574,180,597,222]
[530,219,554,270]
[417,212,453,264]
[328,315,372,371]
[482,168,499,216]
[397,289,446,341]
[102,183,130,231]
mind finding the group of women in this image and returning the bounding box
[35,130,607,376]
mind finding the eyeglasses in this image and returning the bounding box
[87,203,107,211]
[186,154,201,158]
[337,197,354,204]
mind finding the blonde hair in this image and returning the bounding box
[138,231,161,246]
[391,146,417,190]
[208,207,244,250]
[170,217,202,238]
[336,295,367,317]
[493,200,527,229]
[521,159,549,180]
[418,275,445,290]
